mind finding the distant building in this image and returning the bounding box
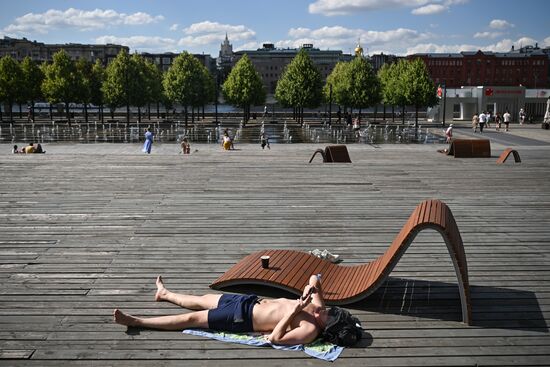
[233,43,353,94]
[217,33,234,82]
[409,47,549,88]
[370,52,403,73]
[0,36,128,65]
[141,52,216,75]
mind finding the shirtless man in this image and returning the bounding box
[114,274,362,346]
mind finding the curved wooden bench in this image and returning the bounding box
[309,145,351,163]
[496,148,521,164]
[441,139,491,158]
[211,199,472,325]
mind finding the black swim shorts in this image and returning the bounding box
[207,294,258,333]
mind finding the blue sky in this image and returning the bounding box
[1,0,549,56]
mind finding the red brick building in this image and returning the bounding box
[409,48,549,89]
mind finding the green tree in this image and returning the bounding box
[75,59,93,123]
[222,54,265,124]
[20,57,44,121]
[164,52,210,125]
[196,66,216,120]
[0,55,23,121]
[102,50,133,122]
[378,60,409,124]
[130,54,151,123]
[41,50,80,123]
[275,49,323,125]
[144,61,163,119]
[90,60,105,122]
[402,58,438,126]
[324,61,351,111]
[345,56,381,115]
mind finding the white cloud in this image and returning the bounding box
[176,21,256,51]
[406,36,539,55]
[169,23,179,31]
[543,36,550,48]
[308,0,466,16]
[3,8,164,35]
[473,31,503,39]
[489,19,514,30]
[95,21,258,54]
[412,4,446,14]
[278,26,432,53]
[235,41,263,52]
[95,35,178,53]
[183,21,255,41]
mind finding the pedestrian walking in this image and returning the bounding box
[495,112,501,131]
[445,124,453,143]
[503,110,511,132]
[142,128,154,154]
[260,132,270,150]
[519,108,525,125]
[472,113,479,133]
[478,111,487,133]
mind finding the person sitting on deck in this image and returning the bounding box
[113,275,363,347]
[222,130,233,150]
[181,138,191,154]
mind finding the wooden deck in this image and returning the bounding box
[1,139,550,366]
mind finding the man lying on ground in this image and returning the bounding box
[114,274,362,347]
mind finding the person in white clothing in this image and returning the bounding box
[478,111,487,133]
[445,124,453,143]
[503,110,511,132]
[519,108,525,125]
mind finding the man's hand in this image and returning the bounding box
[301,284,316,300]
[293,293,312,314]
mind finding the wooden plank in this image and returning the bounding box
[1,141,550,365]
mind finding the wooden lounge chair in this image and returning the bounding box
[496,148,521,164]
[309,145,352,163]
[439,139,491,158]
[211,199,472,325]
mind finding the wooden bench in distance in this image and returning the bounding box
[211,199,472,325]
[497,148,521,164]
[439,139,491,158]
[309,145,352,163]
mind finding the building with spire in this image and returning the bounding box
[217,33,234,82]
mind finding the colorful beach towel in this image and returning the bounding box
[183,329,344,361]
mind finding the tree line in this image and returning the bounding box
[0,48,438,126]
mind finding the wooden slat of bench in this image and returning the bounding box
[282,252,311,286]
[291,255,325,289]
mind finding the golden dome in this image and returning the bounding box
[354,39,363,56]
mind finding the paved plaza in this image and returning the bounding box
[1,124,550,366]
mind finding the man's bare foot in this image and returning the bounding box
[155,275,167,302]
[113,309,139,327]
